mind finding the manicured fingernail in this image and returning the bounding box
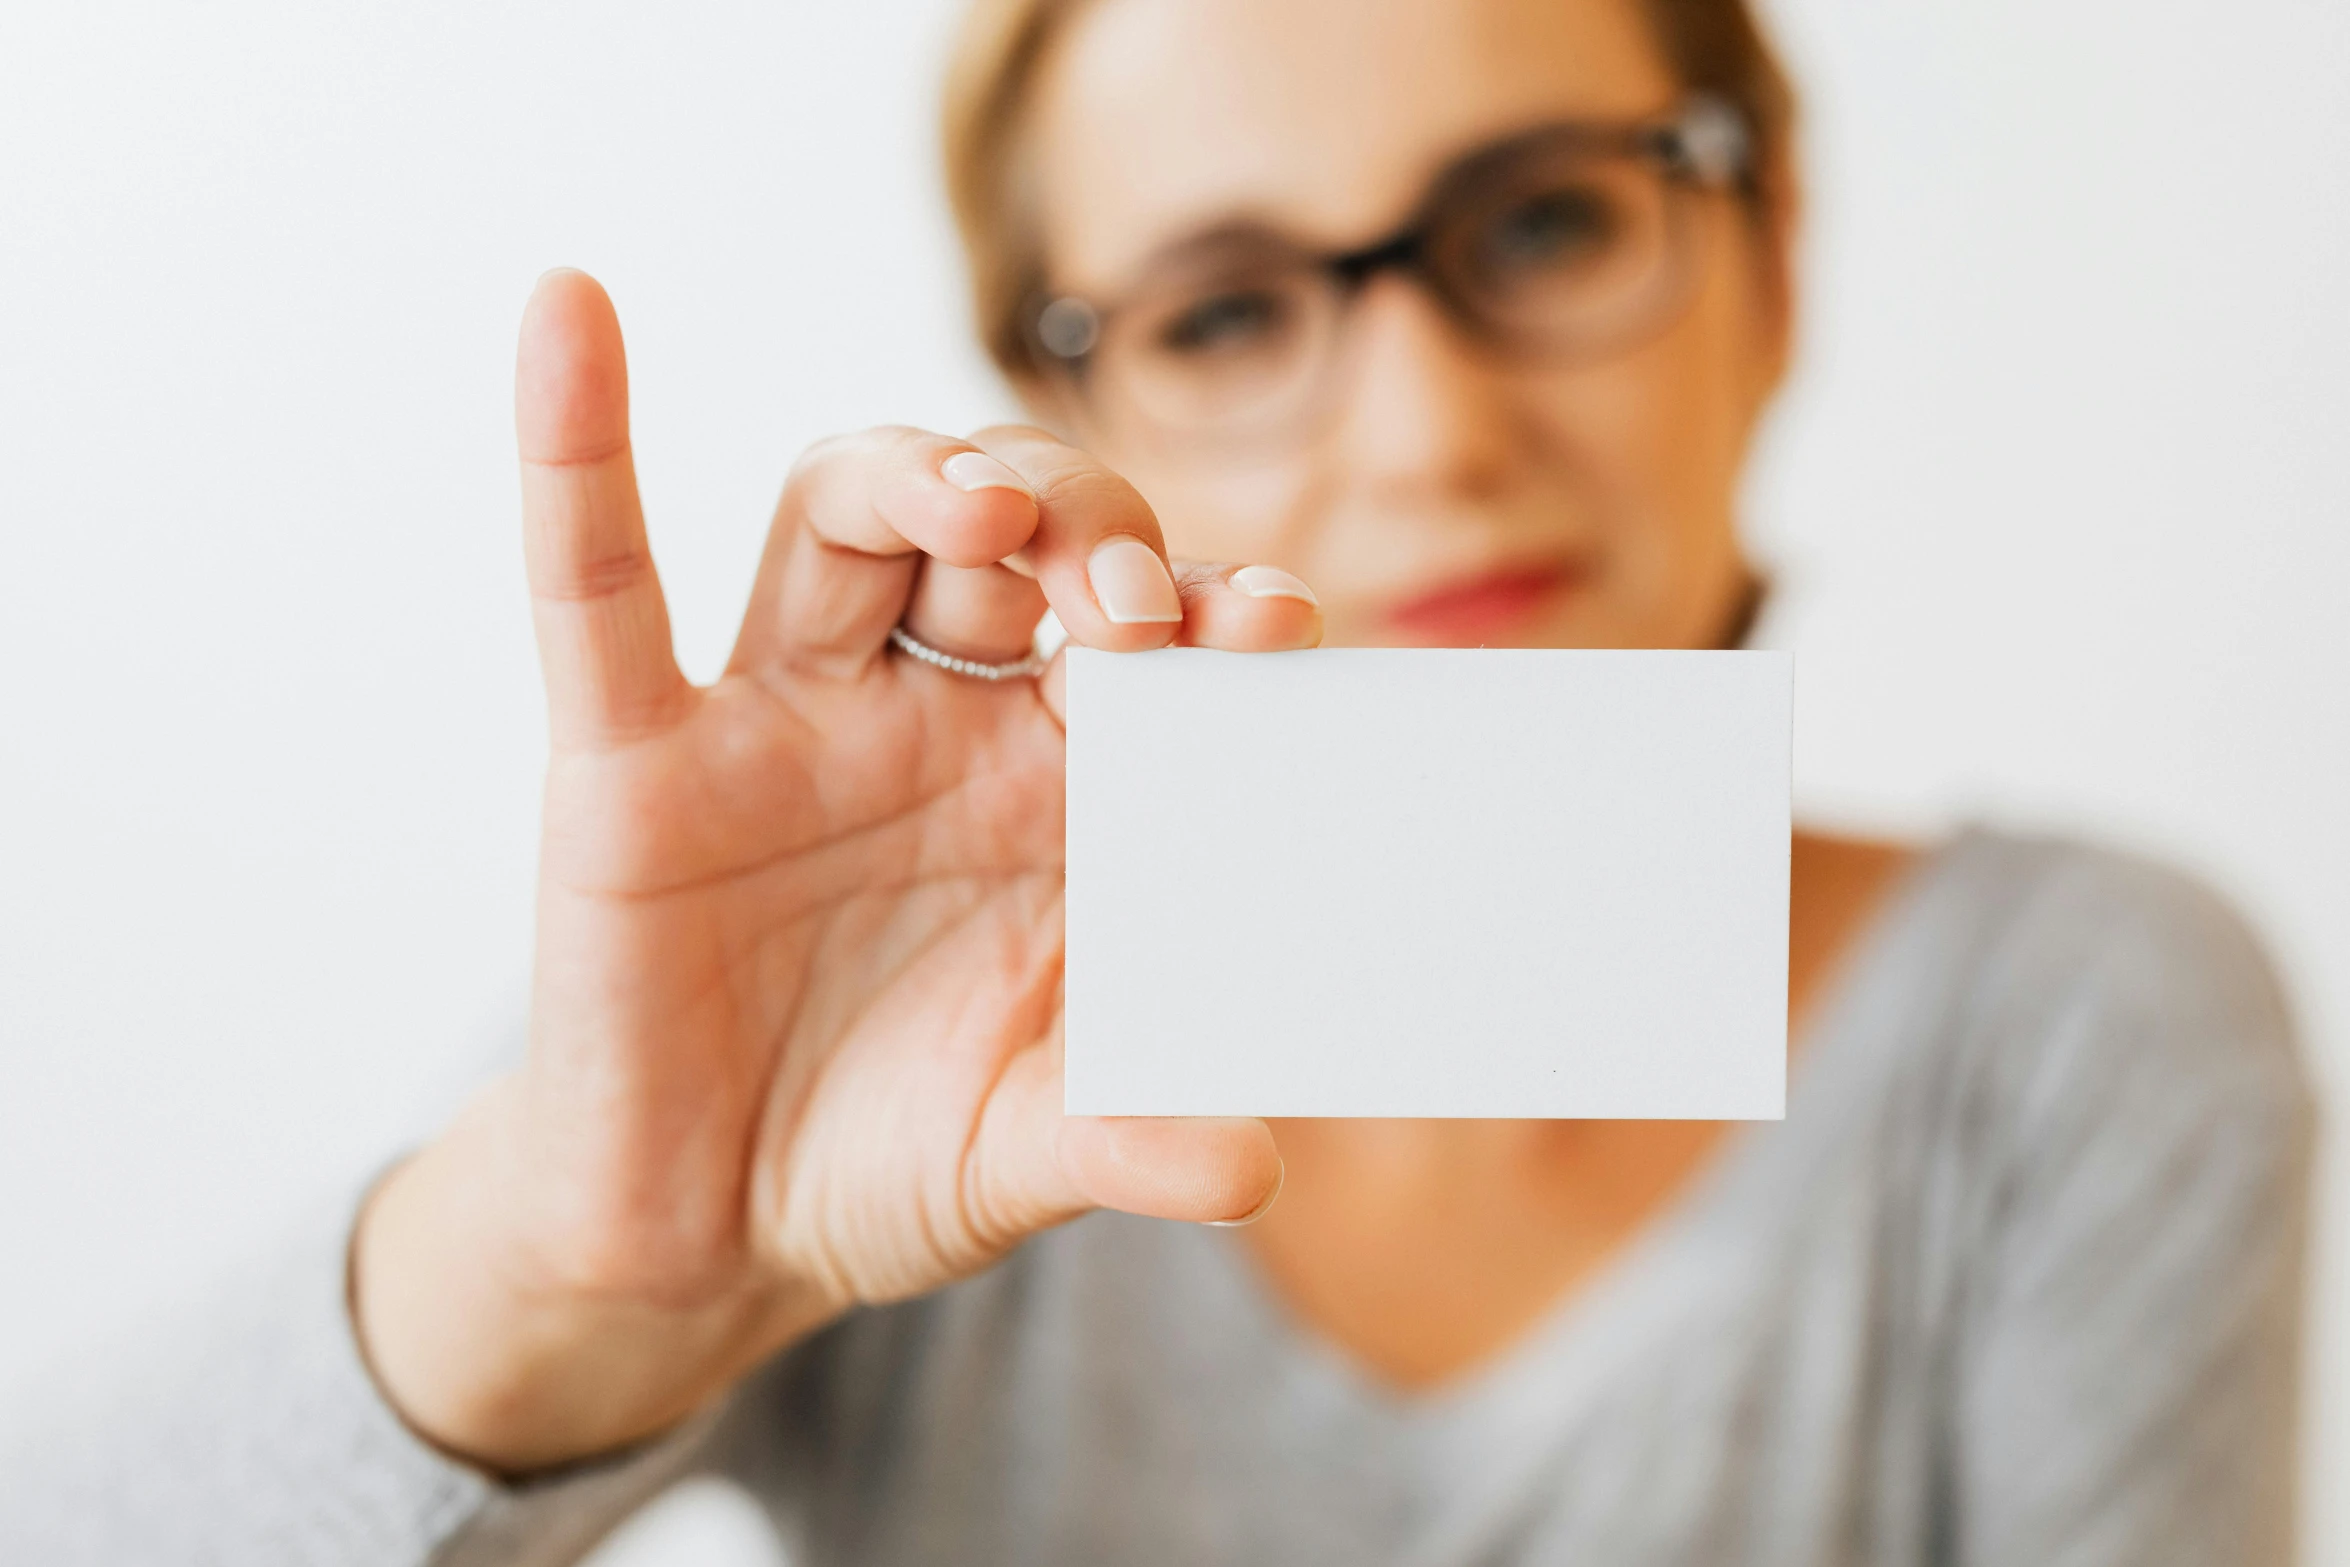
[1206,1159,1285,1228]
[1088,536,1183,624]
[941,450,1033,496]
[1230,565,1318,605]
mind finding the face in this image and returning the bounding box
[1023,0,1794,649]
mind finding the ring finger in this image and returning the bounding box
[899,560,1049,667]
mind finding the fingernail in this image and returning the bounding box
[1088,536,1183,624]
[1230,565,1318,605]
[941,450,1033,496]
[1206,1159,1285,1228]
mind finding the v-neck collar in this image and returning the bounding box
[1180,828,1984,1453]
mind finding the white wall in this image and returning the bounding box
[2,0,2343,1559]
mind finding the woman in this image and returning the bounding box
[4,0,2311,1561]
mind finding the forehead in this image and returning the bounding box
[1029,0,1680,292]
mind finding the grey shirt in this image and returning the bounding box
[1,829,2316,1565]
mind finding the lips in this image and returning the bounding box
[1383,558,1590,645]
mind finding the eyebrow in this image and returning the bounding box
[1091,113,1665,301]
[1114,221,1306,287]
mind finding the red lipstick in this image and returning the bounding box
[1383,559,1588,645]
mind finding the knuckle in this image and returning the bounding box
[782,432,854,491]
[1172,562,1237,593]
[968,426,1150,514]
[1033,463,1153,527]
[786,425,941,485]
[529,547,654,606]
[967,420,1061,449]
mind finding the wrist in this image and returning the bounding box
[348,1101,835,1475]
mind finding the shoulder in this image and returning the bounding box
[1908,827,2313,1202]
[1934,829,2297,1065]
[1884,835,2316,1560]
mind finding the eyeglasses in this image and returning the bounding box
[1025,96,1753,451]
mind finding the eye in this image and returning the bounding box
[1156,288,1290,355]
[1480,186,1616,273]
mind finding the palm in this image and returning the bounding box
[525,664,1073,1308]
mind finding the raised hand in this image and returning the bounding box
[350,271,1315,1473]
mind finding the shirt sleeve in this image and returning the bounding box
[1955,855,2315,1567]
[0,1186,727,1567]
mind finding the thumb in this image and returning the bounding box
[963,1036,1285,1243]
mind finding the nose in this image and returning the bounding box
[1321,273,1522,503]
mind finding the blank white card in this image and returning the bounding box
[1064,648,1791,1119]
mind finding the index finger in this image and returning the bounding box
[965,426,1185,652]
[515,269,689,749]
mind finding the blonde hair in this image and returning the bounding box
[940,0,1798,380]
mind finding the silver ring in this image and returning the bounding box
[888,625,1047,682]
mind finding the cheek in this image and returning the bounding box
[1529,328,1739,524]
[1506,295,1760,645]
[1545,289,1754,536]
[1111,450,1316,567]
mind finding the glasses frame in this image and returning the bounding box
[1023,95,1755,448]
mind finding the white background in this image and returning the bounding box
[2,2,2343,1562]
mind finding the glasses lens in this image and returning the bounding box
[1089,263,1341,440]
[1045,123,1714,449]
[1430,149,1689,353]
